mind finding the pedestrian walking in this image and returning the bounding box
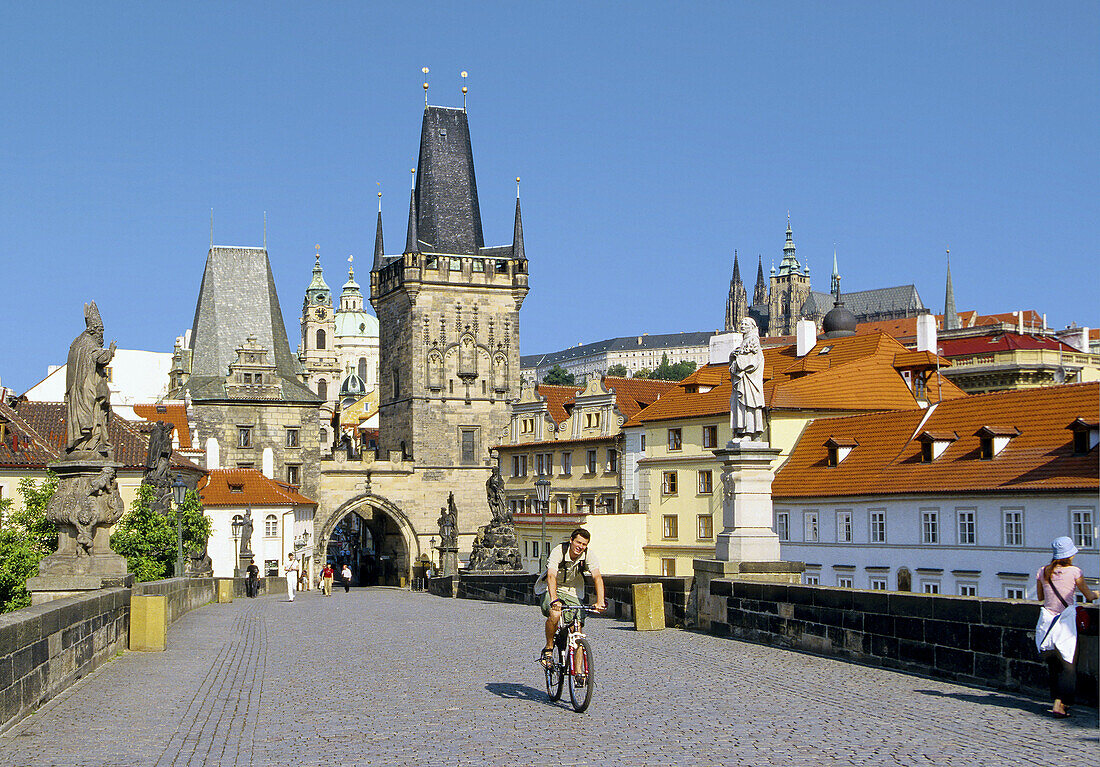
[322,563,334,596]
[1035,536,1098,717]
[284,554,299,602]
[245,559,260,598]
[341,564,352,593]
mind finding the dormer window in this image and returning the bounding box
[1068,418,1099,455]
[976,426,1019,460]
[918,431,958,462]
[229,484,244,493]
[824,437,858,467]
[817,346,832,355]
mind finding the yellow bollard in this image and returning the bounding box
[130,594,168,651]
[632,583,665,631]
[216,579,235,603]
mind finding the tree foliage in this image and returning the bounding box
[648,353,698,382]
[606,364,628,377]
[110,485,211,582]
[0,473,59,613]
[542,364,576,386]
[632,368,651,379]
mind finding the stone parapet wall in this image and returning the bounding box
[708,579,1099,704]
[455,572,536,603]
[602,575,692,628]
[0,576,221,733]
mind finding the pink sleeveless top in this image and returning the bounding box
[1036,565,1082,613]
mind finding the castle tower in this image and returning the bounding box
[299,245,340,415]
[725,251,748,331]
[370,104,529,466]
[767,216,812,336]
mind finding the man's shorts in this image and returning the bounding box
[541,590,582,619]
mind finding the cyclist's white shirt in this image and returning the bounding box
[547,545,600,601]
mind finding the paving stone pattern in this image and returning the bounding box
[1,589,1097,766]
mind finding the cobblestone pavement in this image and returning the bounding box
[2,589,1097,766]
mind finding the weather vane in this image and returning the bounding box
[461,70,468,109]
[422,66,429,105]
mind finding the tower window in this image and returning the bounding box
[237,427,252,449]
[316,329,326,350]
[358,357,367,381]
[317,379,328,400]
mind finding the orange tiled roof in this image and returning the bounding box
[0,400,61,468]
[854,316,919,339]
[633,332,966,424]
[773,382,1099,498]
[601,377,676,420]
[535,384,584,424]
[8,401,202,472]
[132,403,192,448]
[198,468,315,507]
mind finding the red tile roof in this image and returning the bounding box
[601,377,676,420]
[0,400,61,468]
[938,332,1077,357]
[132,403,192,448]
[773,382,1099,498]
[535,384,584,424]
[632,332,966,425]
[198,468,315,507]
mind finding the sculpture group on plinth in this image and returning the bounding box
[141,420,174,515]
[466,466,522,571]
[436,493,460,576]
[28,303,133,603]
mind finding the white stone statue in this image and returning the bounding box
[729,317,766,441]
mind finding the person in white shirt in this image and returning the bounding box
[283,554,299,602]
[536,528,605,667]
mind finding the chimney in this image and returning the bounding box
[262,447,275,479]
[796,319,816,357]
[1017,311,1023,334]
[916,314,937,353]
[205,437,220,470]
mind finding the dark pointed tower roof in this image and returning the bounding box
[182,246,318,403]
[413,106,484,254]
[373,204,385,270]
[753,255,768,306]
[404,187,419,254]
[944,253,960,330]
[512,195,525,261]
[725,250,749,332]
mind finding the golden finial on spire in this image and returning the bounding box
[461,70,468,110]
[377,182,382,213]
[410,168,415,189]
[422,66,429,105]
[315,243,321,262]
[516,176,521,198]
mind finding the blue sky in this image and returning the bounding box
[1,2,1096,393]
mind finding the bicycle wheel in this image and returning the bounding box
[545,646,564,701]
[567,637,594,713]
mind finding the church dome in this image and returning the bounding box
[335,310,379,338]
[339,371,368,398]
[821,297,858,338]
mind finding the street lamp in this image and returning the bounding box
[172,475,187,577]
[231,515,244,577]
[534,478,551,572]
[429,536,437,568]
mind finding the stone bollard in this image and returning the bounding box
[216,579,235,603]
[130,594,168,651]
[632,583,665,631]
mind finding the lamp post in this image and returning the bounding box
[534,478,551,572]
[172,475,187,577]
[429,536,437,568]
[231,515,244,577]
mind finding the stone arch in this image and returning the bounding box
[314,493,422,586]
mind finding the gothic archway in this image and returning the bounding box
[315,494,421,587]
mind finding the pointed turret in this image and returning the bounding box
[412,106,484,254]
[725,250,749,331]
[304,245,332,310]
[512,193,525,261]
[373,197,385,270]
[753,256,768,306]
[777,215,801,275]
[404,187,419,254]
[830,248,840,300]
[944,252,959,330]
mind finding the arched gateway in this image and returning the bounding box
[314,494,423,587]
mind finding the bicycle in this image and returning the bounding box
[543,603,600,712]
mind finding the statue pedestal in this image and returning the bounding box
[440,547,459,578]
[28,459,132,605]
[692,440,803,628]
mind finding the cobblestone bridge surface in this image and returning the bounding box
[2,588,1097,766]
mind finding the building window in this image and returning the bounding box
[958,583,978,597]
[921,510,939,544]
[602,495,617,514]
[662,471,678,495]
[640,434,646,451]
[521,417,535,434]
[957,509,976,545]
[922,581,940,594]
[237,427,252,449]
[661,558,676,577]
[511,455,528,477]
[607,449,618,473]
[560,452,572,475]
[668,428,682,451]
[535,453,550,476]
[556,497,569,515]
[316,329,326,350]
[286,465,300,486]
[804,512,819,542]
[979,436,993,460]
[837,576,853,588]
[1004,586,1026,599]
[586,450,597,474]
[870,577,888,590]
[509,499,524,517]
[317,379,327,400]
[265,560,279,577]
[1071,508,1095,548]
[265,515,278,537]
[320,427,328,446]
[697,514,713,540]
[285,428,299,448]
[584,412,601,429]
[697,470,713,495]
[803,574,820,585]
[662,515,678,539]
[776,511,789,541]
[449,257,461,271]
[1003,509,1024,547]
[870,510,886,544]
[836,511,852,543]
[702,425,718,449]
[358,357,367,382]
[461,429,478,464]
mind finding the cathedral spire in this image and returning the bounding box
[943,249,959,330]
[512,178,525,261]
[404,180,419,255]
[373,192,385,270]
[778,215,801,275]
[725,250,748,331]
[830,247,841,300]
[753,255,768,306]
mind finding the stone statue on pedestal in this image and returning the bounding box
[437,494,458,549]
[729,317,766,441]
[486,466,510,524]
[142,420,174,515]
[239,510,254,557]
[65,302,116,458]
[468,468,522,571]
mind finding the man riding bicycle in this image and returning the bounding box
[536,527,605,667]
